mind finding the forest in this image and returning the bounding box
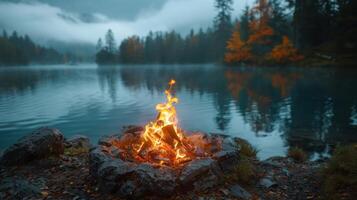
[96,0,357,66]
[0,31,65,66]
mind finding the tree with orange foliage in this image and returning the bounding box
[269,36,304,64]
[247,0,274,58]
[224,30,252,63]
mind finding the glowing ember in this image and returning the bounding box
[111,80,219,166]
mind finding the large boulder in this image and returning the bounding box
[0,127,64,166]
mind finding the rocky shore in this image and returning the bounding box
[0,127,337,200]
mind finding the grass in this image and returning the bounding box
[228,158,257,185]
[287,147,307,163]
[223,138,259,185]
[234,138,258,159]
[322,144,357,199]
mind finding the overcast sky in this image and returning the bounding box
[0,0,254,45]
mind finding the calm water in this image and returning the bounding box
[0,64,356,159]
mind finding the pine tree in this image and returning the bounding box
[240,6,250,41]
[96,38,103,52]
[247,0,274,59]
[214,0,234,60]
[105,29,116,53]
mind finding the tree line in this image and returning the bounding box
[0,30,64,66]
[96,0,357,65]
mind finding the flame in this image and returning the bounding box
[134,79,193,165]
[110,79,221,166]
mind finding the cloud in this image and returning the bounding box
[0,0,253,45]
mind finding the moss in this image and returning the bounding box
[235,138,258,159]
[64,146,89,156]
[287,147,307,163]
[322,144,357,199]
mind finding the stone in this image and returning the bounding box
[0,127,64,166]
[90,146,176,198]
[89,147,111,177]
[229,184,252,200]
[180,158,220,190]
[98,135,113,147]
[259,177,277,188]
[123,125,144,134]
[0,178,42,199]
[127,164,176,198]
[66,135,90,149]
[213,150,239,171]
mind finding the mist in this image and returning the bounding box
[0,0,253,45]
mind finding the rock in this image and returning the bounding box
[229,184,252,200]
[125,164,176,198]
[180,158,220,190]
[89,147,111,177]
[0,178,42,199]
[66,135,90,149]
[90,146,176,198]
[259,177,277,188]
[123,125,144,134]
[98,135,113,147]
[0,127,64,166]
[213,150,239,171]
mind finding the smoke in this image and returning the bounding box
[0,0,253,45]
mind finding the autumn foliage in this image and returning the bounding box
[224,0,303,65]
[225,31,252,63]
[269,36,304,64]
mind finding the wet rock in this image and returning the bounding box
[98,136,113,147]
[229,184,252,200]
[0,178,42,199]
[259,177,277,188]
[66,135,90,149]
[0,127,64,166]
[89,147,111,177]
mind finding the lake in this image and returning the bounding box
[0,64,356,160]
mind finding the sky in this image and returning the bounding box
[0,0,254,45]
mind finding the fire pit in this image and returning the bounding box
[89,80,240,198]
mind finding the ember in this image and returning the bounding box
[110,80,218,166]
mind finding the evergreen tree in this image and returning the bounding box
[214,0,234,61]
[240,6,250,41]
[2,30,8,39]
[105,29,116,53]
[96,38,103,52]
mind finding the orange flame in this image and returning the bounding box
[135,79,193,165]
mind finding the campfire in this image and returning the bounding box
[90,80,240,198]
[108,80,218,166]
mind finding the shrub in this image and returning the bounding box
[322,144,357,199]
[225,158,257,185]
[288,147,307,163]
[235,138,258,159]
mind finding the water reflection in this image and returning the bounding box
[0,64,356,159]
